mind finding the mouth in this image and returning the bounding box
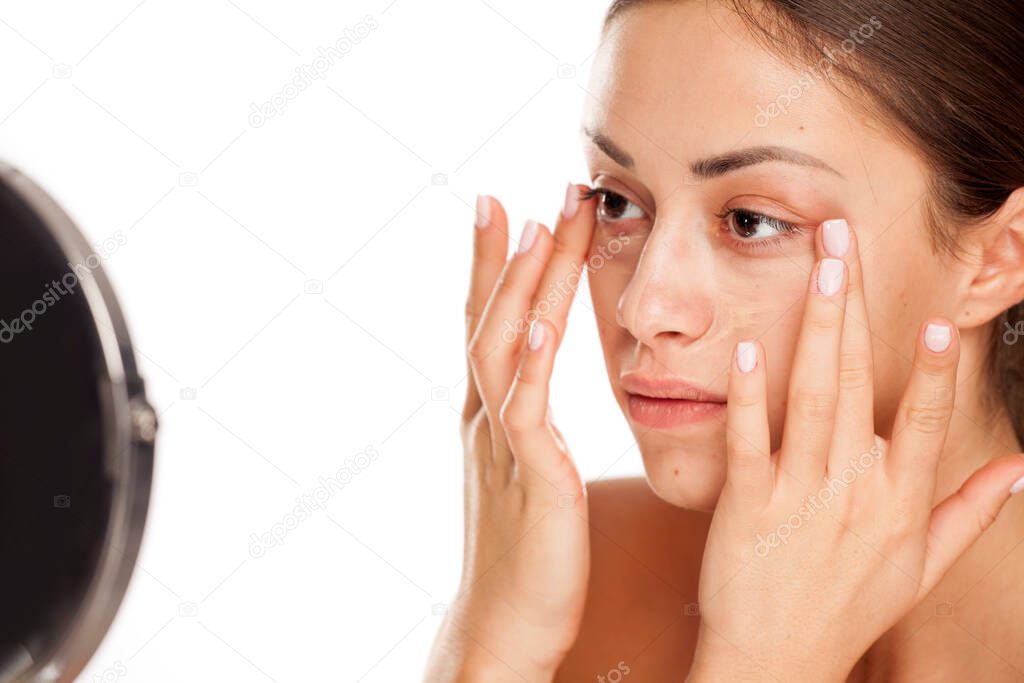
[620,373,727,430]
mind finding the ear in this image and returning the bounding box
[957,186,1024,330]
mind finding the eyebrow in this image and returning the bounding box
[583,127,844,180]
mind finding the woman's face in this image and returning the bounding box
[584,1,964,510]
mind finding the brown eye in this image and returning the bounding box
[719,208,799,241]
[593,189,645,222]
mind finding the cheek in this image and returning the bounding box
[755,297,807,450]
[860,249,957,435]
[587,230,644,343]
[588,258,634,372]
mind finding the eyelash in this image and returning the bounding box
[580,187,803,251]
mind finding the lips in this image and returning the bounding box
[620,373,726,429]
[620,373,727,402]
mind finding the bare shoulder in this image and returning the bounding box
[554,477,711,682]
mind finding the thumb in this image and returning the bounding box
[919,453,1024,597]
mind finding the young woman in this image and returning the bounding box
[426,0,1024,679]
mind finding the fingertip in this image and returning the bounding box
[735,339,760,375]
[516,219,553,257]
[569,184,599,229]
[472,194,509,256]
[528,318,547,352]
[729,340,766,405]
[821,218,850,258]
[815,257,848,298]
[561,182,580,220]
[577,183,598,206]
[920,317,959,357]
[485,194,510,237]
[474,194,492,230]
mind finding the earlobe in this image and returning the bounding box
[958,187,1024,328]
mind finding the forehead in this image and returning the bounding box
[583,2,871,177]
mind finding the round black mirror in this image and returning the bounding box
[0,163,156,683]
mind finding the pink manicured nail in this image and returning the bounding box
[475,195,490,230]
[924,323,952,353]
[1010,475,1024,494]
[823,219,849,257]
[736,341,757,373]
[818,258,844,296]
[518,219,539,254]
[528,320,545,350]
[562,182,579,220]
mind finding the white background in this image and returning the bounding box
[0,1,643,681]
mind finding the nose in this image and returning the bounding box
[616,216,714,348]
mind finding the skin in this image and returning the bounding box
[425,1,1024,681]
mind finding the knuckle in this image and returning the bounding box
[905,404,949,434]
[807,310,840,335]
[498,400,531,434]
[838,355,873,391]
[731,390,761,410]
[550,228,573,255]
[513,365,540,389]
[466,340,485,366]
[973,498,1001,535]
[792,388,837,423]
[728,445,767,475]
[905,390,953,434]
[951,487,1000,537]
[466,335,495,367]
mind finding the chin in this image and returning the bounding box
[635,435,728,513]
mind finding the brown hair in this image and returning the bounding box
[604,0,1024,448]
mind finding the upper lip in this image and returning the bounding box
[619,373,727,402]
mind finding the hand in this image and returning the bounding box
[424,186,597,682]
[687,218,1024,681]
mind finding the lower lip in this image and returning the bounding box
[627,394,726,429]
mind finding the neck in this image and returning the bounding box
[851,365,1024,681]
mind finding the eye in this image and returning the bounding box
[715,207,803,248]
[581,187,646,222]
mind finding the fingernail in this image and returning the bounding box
[528,320,545,350]
[562,182,579,220]
[736,341,757,373]
[518,219,539,254]
[823,219,849,257]
[924,323,952,353]
[818,258,845,297]
[475,195,490,230]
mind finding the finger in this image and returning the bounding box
[468,219,553,463]
[529,183,598,344]
[463,194,509,422]
[819,219,877,476]
[777,256,848,488]
[887,318,959,502]
[724,340,772,510]
[919,453,1024,597]
[500,319,578,494]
